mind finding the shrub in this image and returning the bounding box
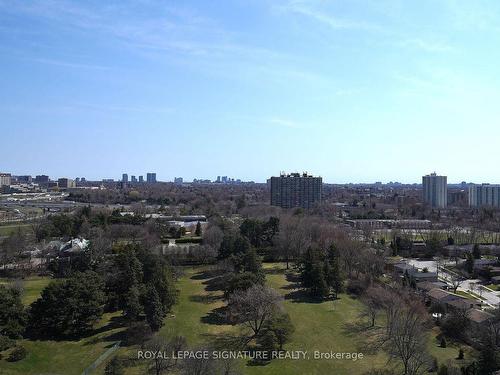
[437,364,448,375]
[105,356,125,375]
[175,237,202,244]
[125,321,152,346]
[346,279,367,296]
[0,335,15,352]
[7,346,27,362]
[440,337,447,348]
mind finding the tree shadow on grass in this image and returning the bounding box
[201,306,230,325]
[201,275,228,292]
[201,332,247,351]
[189,293,221,304]
[191,269,223,280]
[342,320,386,355]
[285,272,301,283]
[280,282,301,291]
[264,267,286,275]
[28,314,126,343]
[88,329,126,345]
[284,289,324,304]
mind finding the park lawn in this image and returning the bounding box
[124,264,389,375]
[0,276,52,305]
[0,224,32,236]
[115,263,475,375]
[0,311,125,375]
[427,327,475,368]
[247,264,388,375]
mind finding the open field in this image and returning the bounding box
[0,274,126,375]
[109,263,474,375]
[1,264,475,375]
[0,276,52,305]
[0,311,125,375]
[0,223,32,236]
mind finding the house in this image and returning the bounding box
[59,238,90,255]
[416,281,448,293]
[412,272,438,283]
[427,288,462,305]
[473,259,498,271]
[446,298,479,311]
[468,309,494,328]
[393,263,417,275]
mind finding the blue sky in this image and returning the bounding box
[2,0,500,183]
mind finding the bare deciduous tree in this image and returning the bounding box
[386,300,430,375]
[228,284,283,337]
[145,335,187,375]
[202,225,224,250]
[450,273,463,293]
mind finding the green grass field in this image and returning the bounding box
[0,311,125,375]
[1,264,475,375]
[0,223,32,237]
[0,276,125,375]
[0,276,52,305]
[112,263,473,375]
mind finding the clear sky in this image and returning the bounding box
[2,0,500,183]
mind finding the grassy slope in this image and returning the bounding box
[0,311,125,375]
[0,277,126,375]
[0,264,475,375]
[0,277,53,305]
[0,224,32,236]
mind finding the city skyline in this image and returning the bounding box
[1,168,499,185]
[3,1,500,182]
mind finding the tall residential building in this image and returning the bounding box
[270,172,322,209]
[174,177,183,184]
[469,184,500,208]
[0,173,12,187]
[17,175,32,183]
[58,178,76,189]
[422,173,447,208]
[146,173,157,183]
[138,175,144,183]
[122,173,128,183]
[131,175,137,183]
[35,175,50,183]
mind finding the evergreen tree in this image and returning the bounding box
[0,285,27,339]
[29,271,105,338]
[123,285,142,322]
[309,262,329,299]
[265,313,295,350]
[472,244,481,259]
[477,345,498,375]
[465,252,475,275]
[325,245,344,299]
[144,287,165,332]
[195,221,202,237]
[242,248,265,280]
[300,247,319,289]
[138,250,177,314]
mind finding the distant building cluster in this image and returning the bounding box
[270,172,322,209]
[0,172,80,193]
[121,172,157,184]
[469,184,500,208]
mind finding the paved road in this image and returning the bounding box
[406,258,500,307]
